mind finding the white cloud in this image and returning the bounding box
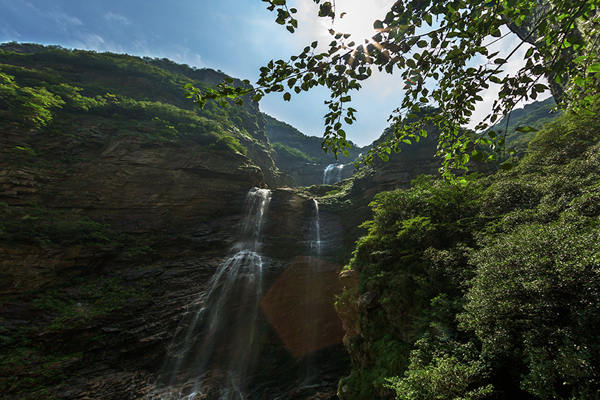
[49,10,83,27]
[165,50,205,69]
[104,12,130,26]
[124,39,206,69]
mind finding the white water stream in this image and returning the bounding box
[310,199,321,255]
[158,188,272,400]
[322,163,346,185]
[301,198,322,384]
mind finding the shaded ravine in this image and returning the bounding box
[152,188,272,399]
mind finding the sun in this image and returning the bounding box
[330,0,395,43]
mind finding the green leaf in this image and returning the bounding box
[515,125,538,133]
[588,63,600,73]
[525,47,534,58]
[573,76,585,87]
[283,92,291,101]
[318,2,333,17]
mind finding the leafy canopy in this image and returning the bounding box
[189,0,600,178]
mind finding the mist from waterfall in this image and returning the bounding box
[157,188,272,400]
[322,163,345,185]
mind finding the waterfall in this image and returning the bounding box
[158,188,271,400]
[322,163,345,185]
[310,199,321,255]
[301,198,322,385]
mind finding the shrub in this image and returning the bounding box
[463,219,600,399]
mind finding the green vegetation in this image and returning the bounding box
[492,97,562,154]
[338,102,600,399]
[272,141,318,163]
[31,277,149,331]
[0,71,65,128]
[1,32,597,399]
[0,346,81,399]
[0,43,270,158]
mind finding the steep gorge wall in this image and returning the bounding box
[0,44,290,399]
[0,116,271,399]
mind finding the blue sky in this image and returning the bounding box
[0,0,546,146]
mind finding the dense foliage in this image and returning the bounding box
[338,102,600,399]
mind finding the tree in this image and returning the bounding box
[187,0,600,178]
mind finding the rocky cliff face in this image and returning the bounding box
[0,113,262,396]
[0,44,462,400]
[1,157,349,399]
[0,44,348,399]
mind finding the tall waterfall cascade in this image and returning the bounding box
[322,163,346,185]
[301,198,322,384]
[157,188,272,400]
[310,199,321,255]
